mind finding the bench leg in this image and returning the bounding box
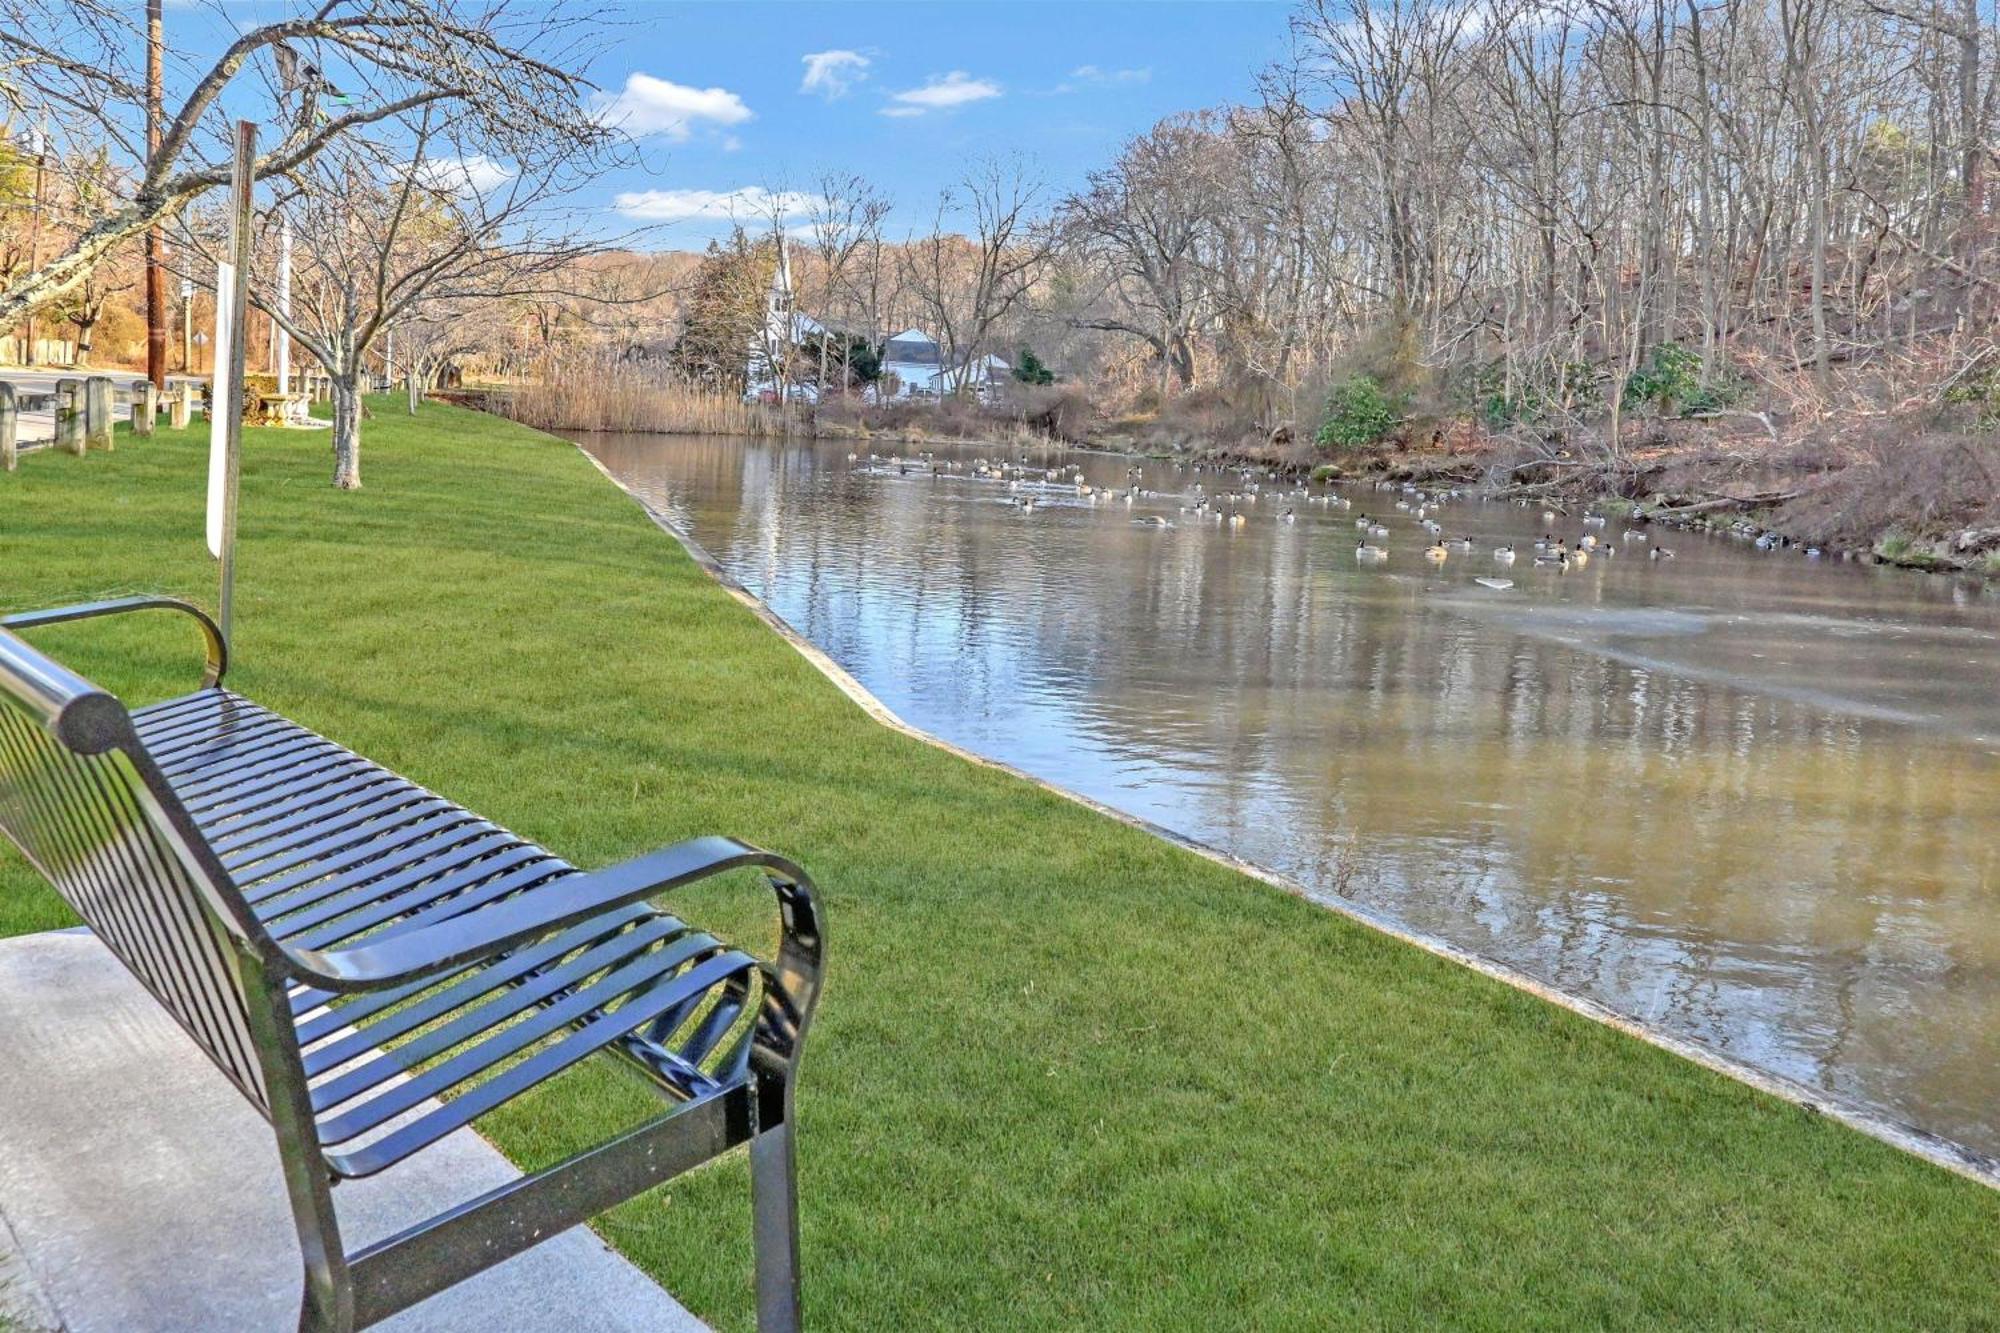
[750,1121,802,1333]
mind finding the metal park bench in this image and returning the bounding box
[0,596,824,1332]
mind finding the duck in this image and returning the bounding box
[1423,542,1449,563]
[1355,542,1389,562]
[1493,544,1517,565]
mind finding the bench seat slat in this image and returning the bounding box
[309,922,718,1113]
[275,850,572,953]
[322,951,753,1179]
[298,906,660,1074]
[212,778,424,860]
[131,689,763,1181]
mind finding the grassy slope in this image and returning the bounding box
[1,406,1995,1331]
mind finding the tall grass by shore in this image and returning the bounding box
[499,367,793,437]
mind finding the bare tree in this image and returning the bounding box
[207,110,630,488]
[903,157,1050,396]
[0,0,607,323]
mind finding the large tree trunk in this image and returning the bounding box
[331,373,362,490]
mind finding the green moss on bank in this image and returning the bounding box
[2,405,1996,1329]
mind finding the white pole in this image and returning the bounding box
[275,213,292,408]
[209,121,255,644]
[206,261,235,556]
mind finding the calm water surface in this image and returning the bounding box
[576,431,2000,1160]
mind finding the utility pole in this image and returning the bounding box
[145,0,167,390]
[22,124,45,363]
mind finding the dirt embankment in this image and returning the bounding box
[1176,416,2000,577]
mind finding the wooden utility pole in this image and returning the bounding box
[145,0,168,390]
[22,126,45,363]
[145,0,167,390]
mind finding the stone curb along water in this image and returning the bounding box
[567,439,2000,1195]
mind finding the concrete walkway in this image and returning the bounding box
[0,930,708,1332]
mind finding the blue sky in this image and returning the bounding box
[575,1,1295,244]
[158,1,1295,246]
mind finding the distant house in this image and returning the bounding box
[743,238,1012,402]
[876,328,1010,400]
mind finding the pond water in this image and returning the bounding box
[574,431,2000,1161]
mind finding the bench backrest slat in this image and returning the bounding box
[0,633,271,1109]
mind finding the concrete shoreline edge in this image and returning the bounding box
[568,440,2000,1195]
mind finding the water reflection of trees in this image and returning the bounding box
[590,433,2000,1161]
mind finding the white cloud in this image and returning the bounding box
[612,185,814,224]
[801,49,869,99]
[1069,64,1151,86]
[412,154,514,196]
[595,72,753,141]
[882,71,1001,116]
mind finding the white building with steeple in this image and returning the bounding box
[744,235,823,402]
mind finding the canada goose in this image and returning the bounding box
[1578,533,1597,550]
[1541,509,1557,524]
[1356,542,1389,561]
[1281,508,1296,522]
[1623,528,1648,542]
[1533,549,1569,568]
[1356,515,1373,529]
[846,452,859,463]
[1569,549,1590,569]
[1445,536,1473,551]
[1424,542,1449,563]
[1650,546,1675,560]
[1493,545,1517,565]
[1422,519,1443,535]
[1368,523,1390,538]
[1229,511,1247,527]
[1582,513,1607,527]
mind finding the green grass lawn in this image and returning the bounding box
[3,404,1997,1330]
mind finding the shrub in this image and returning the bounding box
[1625,343,1704,416]
[1013,383,1093,441]
[1012,347,1055,385]
[1316,374,1405,449]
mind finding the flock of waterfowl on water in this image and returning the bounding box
[841,449,1833,574]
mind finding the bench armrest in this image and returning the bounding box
[1,597,228,688]
[283,836,825,1026]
